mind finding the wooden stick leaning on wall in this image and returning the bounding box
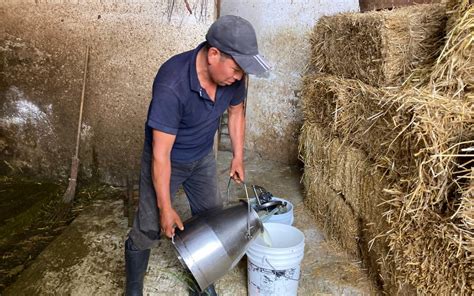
[63,46,90,204]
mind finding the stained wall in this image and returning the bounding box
[0,0,215,183]
[1,0,361,182]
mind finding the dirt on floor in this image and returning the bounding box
[0,177,122,293]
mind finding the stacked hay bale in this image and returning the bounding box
[300,1,473,294]
[310,4,447,87]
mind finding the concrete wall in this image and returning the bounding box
[220,0,359,164]
[1,0,360,182]
[0,0,215,183]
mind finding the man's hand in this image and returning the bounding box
[230,157,245,183]
[151,130,181,239]
[159,206,184,238]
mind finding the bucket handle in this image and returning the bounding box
[226,177,254,239]
[261,256,301,281]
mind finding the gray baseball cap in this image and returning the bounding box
[206,15,270,75]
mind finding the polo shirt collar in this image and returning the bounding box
[190,42,207,93]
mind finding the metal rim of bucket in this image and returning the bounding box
[172,232,209,291]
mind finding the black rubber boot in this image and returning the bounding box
[125,237,151,296]
[189,284,218,296]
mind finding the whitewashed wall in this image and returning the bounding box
[221,0,360,164]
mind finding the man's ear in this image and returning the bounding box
[207,47,220,64]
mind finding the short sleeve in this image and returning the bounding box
[147,83,182,135]
[230,77,246,106]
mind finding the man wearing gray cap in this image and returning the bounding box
[124,15,269,296]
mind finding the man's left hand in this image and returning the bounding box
[230,157,245,183]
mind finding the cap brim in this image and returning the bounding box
[233,54,270,75]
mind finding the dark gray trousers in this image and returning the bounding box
[128,142,222,251]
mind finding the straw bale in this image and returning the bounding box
[358,216,395,292]
[387,218,472,294]
[300,76,473,294]
[429,2,473,97]
[446,0,472,31]
[383,88,474,219]
[302,162,395,291]
[458,168,473,229]
[300,122,394,289]
[380,87,474,294]
[310,4,446,87]
[303,165,359,256]
[299,123,359,211]
[301,3,473,293]
[299,121,390,220]
[300,75,474,293]
[301,73,420,179]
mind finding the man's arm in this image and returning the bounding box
[227,101,245,182]
[152,129,184,238]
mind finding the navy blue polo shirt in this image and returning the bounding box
[145,42,246,163]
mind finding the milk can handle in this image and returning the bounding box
[226,177,253,239]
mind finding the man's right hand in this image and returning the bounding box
[159,207,184,238]
[151,129,182,239]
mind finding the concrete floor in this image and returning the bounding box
[4,151,377,295]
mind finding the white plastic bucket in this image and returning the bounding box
[264,197,294,225]
[246,223,305,296]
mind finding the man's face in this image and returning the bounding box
[208,48,244,86]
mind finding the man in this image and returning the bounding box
[124,15,270,296]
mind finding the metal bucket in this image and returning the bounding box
[173,201,263,291]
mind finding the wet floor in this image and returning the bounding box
[4,151,378,295]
